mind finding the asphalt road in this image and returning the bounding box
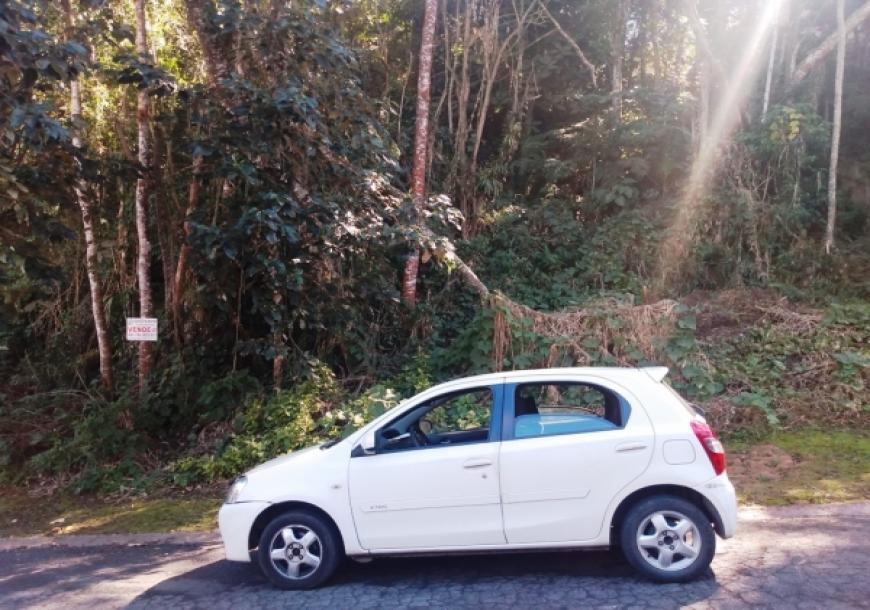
[1,502,868,610]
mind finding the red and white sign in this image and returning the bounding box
[126,317,158,341]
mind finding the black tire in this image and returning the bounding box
[619,495,715,583]
[257,510,343,590]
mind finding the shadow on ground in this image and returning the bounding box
[0,543,213,609]
[127,549,721,609]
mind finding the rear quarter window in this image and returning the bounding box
[662,382,705,418]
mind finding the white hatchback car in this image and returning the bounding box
[219,367,736,589]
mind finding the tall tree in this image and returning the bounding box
[825,0,846,254]
[184,0,235,84]
[401,0,438,307]
[61,0,113,392]
[176,0,244,344]
[611,0,627,120]
[761,19,778,121]
[686,0,715,148]
[134,0,154,389]
[174,0,227,344]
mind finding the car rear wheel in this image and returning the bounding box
[257,510,342,589]
[619,495,715,583]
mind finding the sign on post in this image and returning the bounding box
[126,317,158,342]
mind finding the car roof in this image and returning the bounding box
[427,366,667,393]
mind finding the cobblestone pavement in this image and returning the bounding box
[1,502,868,610]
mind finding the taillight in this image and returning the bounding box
[690,420,726,475]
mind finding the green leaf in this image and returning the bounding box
[676,315,697,330]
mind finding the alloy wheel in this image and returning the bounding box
[268,524,323,580]
[635,510,702,572]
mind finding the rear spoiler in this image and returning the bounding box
[641,366,669,383]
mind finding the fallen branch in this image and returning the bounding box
[790,0,870,86]
[421,223,678,370]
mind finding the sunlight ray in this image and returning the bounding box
[657,0,786,289]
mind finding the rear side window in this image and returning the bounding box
[662,381,705,418]
[512,382,628,439]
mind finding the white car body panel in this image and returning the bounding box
[218,501,269,561]
[349,440,504,549]
[222,439,366,557]
[217,367,738,564]
[498,372,655,543]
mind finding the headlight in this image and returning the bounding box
[225,475,248,504]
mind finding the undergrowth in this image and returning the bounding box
[2,288,866,496]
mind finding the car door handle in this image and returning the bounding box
[463,458,493,469]
[616,443,648,453]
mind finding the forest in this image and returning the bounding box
[0,0,868,500]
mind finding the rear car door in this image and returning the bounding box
[348,383,506,550]
[498,375,654,543]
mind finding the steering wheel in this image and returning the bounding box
[410,421,430,447]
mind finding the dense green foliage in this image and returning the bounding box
[1,0,868,492]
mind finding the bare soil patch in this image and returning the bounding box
[727,443,797,490]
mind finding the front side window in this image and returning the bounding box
[512,382,627,439]
[378,388,493,452]
[423,390,492,435]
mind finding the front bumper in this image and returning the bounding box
[218,501,269,562]
[696,473,738,538]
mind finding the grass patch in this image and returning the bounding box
[727,429,870,506]
[0,489,222,537]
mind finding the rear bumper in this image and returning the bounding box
[696,473,738,538]
[218,501,269,562]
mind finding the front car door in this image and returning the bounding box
[498,374,654,543]
[348,383,506,550]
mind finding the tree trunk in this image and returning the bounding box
[152,126,174,318]
[135,0,154,391]
[761,21,778,121]
[178,0,240,345]
[825,0,846,254]
[449,0,474,225]
[611,0,626,120]
[172,155,203,343]
[650,0,662,89]
[686,0,715,147]
[61,0,114,393]
[401,0,438,308]
[184,0,234,86]
[697,52,710,149]
[468,2,503,205]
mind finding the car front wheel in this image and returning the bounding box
[619,495,715,583]
[257,510,342,589]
